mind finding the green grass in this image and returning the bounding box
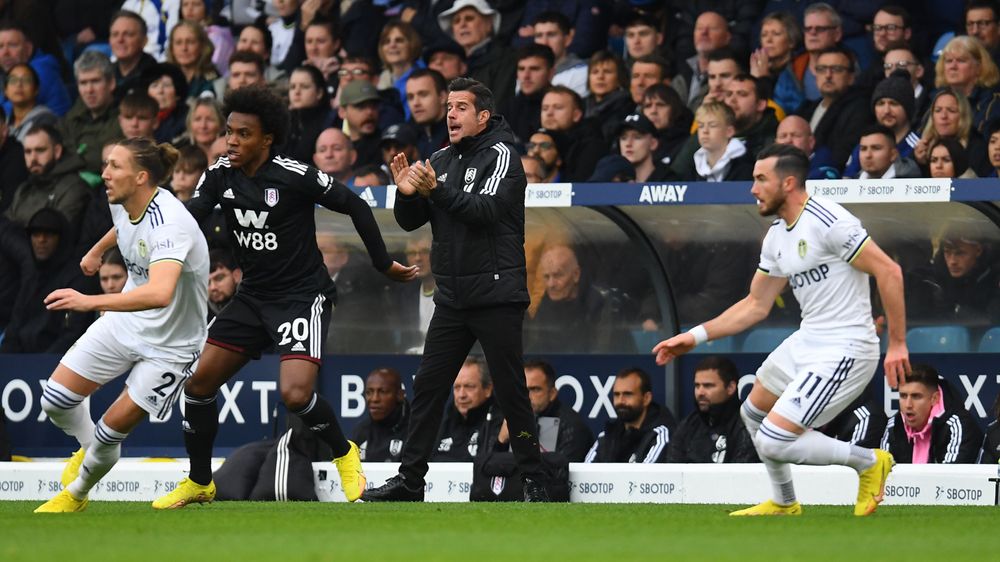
[2,502,998,561]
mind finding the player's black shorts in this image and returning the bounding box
[206,289,333,363]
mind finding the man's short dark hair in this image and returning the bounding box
[859,123,896,146]
[229,50,265,73]
[965,0,1000,20]
[617,367,652,395]
[730,73,768,102]
[408,68,447,93]
[244,20,273,54]
[222,85,289,146]
[0,20,30,39]
[815,45,857,69]
[589,50,629,89]
[694,356,739,386]
[524,359,556,388]
[209,248,238,272]
[121,91,159,116]
[448,77,495,114]
[110,10,148,36]
[706,46,746,71]
[876,5,911,29]
[533,10,573,34]
[623,12,661,32]
[176,144,208,173]
[353,164,390,185]
[544,84,583,112]
[25,123,63,147]
[901,363,940,390]
[757,143,809,187]
[517,43,555,68]
[631,54,673,81]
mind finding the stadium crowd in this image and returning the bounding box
[1,0,1000,472]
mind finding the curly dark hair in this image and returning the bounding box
[222,85,289,146]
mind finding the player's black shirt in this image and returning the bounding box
[187,152,392,299]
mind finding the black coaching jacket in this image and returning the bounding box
[881,379,984,464]
[394,116,529,310]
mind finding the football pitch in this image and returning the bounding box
[2,502,998,561]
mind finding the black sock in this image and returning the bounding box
[291,393,350,458]
[183,392,218,485]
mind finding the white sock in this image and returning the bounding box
[757,419,876,471]
[740,400,767,443]
[41,380,95,449]
[741,402,796,505]
[67,419,127,499]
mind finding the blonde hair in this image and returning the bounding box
[117,137,180,186]
[167,21,218,79]
[920,87,974,146]
[184,97,224,145]
[695,101,735,127]
[934,35,1000,89]
[378,20,423,67]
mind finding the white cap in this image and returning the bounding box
[437,0,501,37]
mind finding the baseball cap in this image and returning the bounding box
[380,123,419,147]
[617,113,657,137]
[340,80,380,106]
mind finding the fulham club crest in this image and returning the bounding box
[264,188,279,207]
[389,439,403,457]
[464,167,477,184]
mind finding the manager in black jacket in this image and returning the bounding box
[363,78,547,502]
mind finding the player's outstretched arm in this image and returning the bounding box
[383,260,419,282]
[850,240,910,388]
[81,228,118,276]
[653,272,786,365]
[45,260,183,313]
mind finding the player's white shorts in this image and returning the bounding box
[755,330,879,428]
[60,316,200,420]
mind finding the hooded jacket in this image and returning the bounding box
[431,397,494,463]
[351,400,411,463]
[394,115,529,310]
[881,378,984,464]
[666,395,759,463]
[585,401,677,464]
[4,153,91,230]
[909,246,1000,325]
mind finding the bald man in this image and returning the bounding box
[775,115,839,179]
[525,245,631,353]
[351,367,409,462]
[313,128,357,184]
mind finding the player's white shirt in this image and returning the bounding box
[758,195,877,343]
[106,188,209,360]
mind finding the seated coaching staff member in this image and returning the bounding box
[363,78,548,503]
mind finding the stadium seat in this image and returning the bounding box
[741,327,797,353]
[906,326,971,353]
[979,327,1000,352]
[689,335,736,354]
[631,329,663,354]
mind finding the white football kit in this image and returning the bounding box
[61,188,209,419]
[755,196,881,428]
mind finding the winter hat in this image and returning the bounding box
[871,70,915,120]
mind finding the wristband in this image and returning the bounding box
[688,325,709,345]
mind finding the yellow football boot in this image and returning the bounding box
[855,449,895,516]
[61,448,85,487]
[333,440,366,502]
[34,489,88,513]
[730,499,803,516]
[151,477,216,510]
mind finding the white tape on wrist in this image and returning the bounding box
[688,325,709,345]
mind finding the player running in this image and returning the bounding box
[653,144,911,516]
[34,139,209,513]
[153,85,416,509]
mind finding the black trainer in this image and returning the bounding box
[522,477,550,502]
[361,474,424,502]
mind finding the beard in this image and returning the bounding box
[615,404,643,424]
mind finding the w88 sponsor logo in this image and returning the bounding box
[235,230,278,250]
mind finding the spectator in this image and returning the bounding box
[515,1,608,59]
[312,127,356,184]
[207,248,241,321]
[929,137,976,178]
[987,118,1000,177]
[431,356,494,463]
[510,359,593,462]
[166,21,220,99]
[334,56,405,133]
[376,20,424,120]
[119,0,177,61]
[0,107,28,213]
[319,231,393,353]
[268,0,306,74]
[171,145,208,202]
[337,80,383,168]
[724,74,779,158]
[586,154,635,183]
[798,3,844,105]
[521,154,547,183]
[351,164,390,187]
[60,51,122,176]
[144,62,189,144]
[933,35,1000,135]
[980,395,1000,463]
[437,0,517,110]
[179,0,234,77]
[881,364,983,464]
[108,10,157,104]
[4,125,90,230]
[583,50,633,143]
[796,46,871,172]
[704,47,746,104]
[98,247,127,296]
[0,216,33,333]
[818,389,888,449]
[215,50,267,98]
[585,367,676,463]
[911,225,998,323]
[176,97,224,159]
[883,45,931,128]
[689,101,754,181]
[303,20,341,89]
[285,65,333,163]
[751,11,804,114]
[526,129,563,183]
[617,113,670,182]
[913,88,991,177]
[642,83,694,167]
[533,11,589,97]
[667,356,758,463]
[379,123,420,175]
[392,232,435,353]
[843,70,921,178]
[117,91,159,140]
[540,86,606,181]
[623,11,665,61]
[405,68,448,160]
[352,367,410,462]
[674,11,733,111]
[966,0,1000,62]
[0,21,71,116]
[500,44,555,143]
[775,114,839,179]
[525,244,630,353]
[0,208,96,353]
[855,5,914,92]
[854,124,921,179]
[423,39,468,84]
[236,21,285,85]
[3,63,57,142]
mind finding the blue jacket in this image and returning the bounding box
[29,51,71,117]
